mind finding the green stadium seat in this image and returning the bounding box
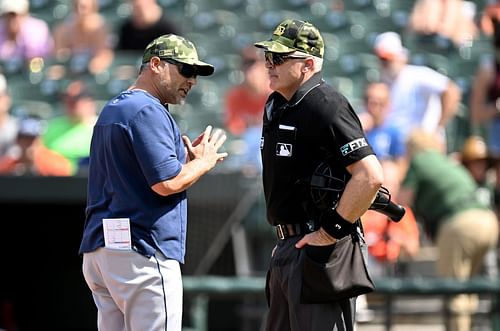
[205,53,240,76]
[258,10,302,30]
[7,75,56,118]
[446,103,471,153]
[195,0,246,12]
[388,0,415,13]
[321,10,350,32]
[343,0,373,11]
[230,31,269,52]
[322,32,342,62]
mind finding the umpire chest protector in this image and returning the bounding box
[261,73,373,226]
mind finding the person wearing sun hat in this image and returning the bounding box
[255,19,383,331]
[79,34,227,331]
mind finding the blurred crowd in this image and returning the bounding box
[0,0,499,330]
[0,0,182,175]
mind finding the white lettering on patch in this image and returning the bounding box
[340,138,368,156]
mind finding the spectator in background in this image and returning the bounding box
[373,31,462,152]
[460,136,496,208]
[398,130,499,331]
[359,83,420,275]
[356,83,416,321]
[0,0,53,66]
[117,0,181,52]
[361,160,420,277]
[469,17,500,216]
[0,117,72,176]
[359,82,406,176]
[223,46,271,173]
[408,0,478,48]
[460,135,499,278]
[479,0,500,36]
[52,0,113,74]
[0,73,16,157]
[42,80,97,174]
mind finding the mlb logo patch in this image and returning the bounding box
[276,143,292,157]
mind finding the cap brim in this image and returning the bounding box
[254,40,295,54]
[195,63,215,76]
[177,59,215,76]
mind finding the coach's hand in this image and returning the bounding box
[295,228,336,248]
[182,125,228,170]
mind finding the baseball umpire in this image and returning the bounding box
[79,34,227,331]
[254,19,384,331]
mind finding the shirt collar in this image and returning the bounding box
[287,72,324,107]
[265,72,324,121]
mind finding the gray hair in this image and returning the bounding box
[293,50,323,72]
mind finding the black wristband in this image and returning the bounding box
[320,208,354,239]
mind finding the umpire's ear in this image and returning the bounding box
[303,58,314,72]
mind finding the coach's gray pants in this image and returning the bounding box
[83,248,183,331]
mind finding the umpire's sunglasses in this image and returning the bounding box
[162,59,198,79]
[264,51,309,66]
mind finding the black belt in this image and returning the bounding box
[275,220,362,240]
[275,222,313,240]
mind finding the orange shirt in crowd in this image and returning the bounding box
[224,86,268,136]
[361,206,420,263]
[0,144,72,176]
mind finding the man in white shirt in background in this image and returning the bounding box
[371,31,462,152]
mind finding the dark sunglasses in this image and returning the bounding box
[162,59,198,79]
[264,52,309,66]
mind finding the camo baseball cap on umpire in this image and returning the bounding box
[142,34,214,76]
[254,19,324,58]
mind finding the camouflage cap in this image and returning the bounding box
[142,34,214,76]
[254,19,324,58]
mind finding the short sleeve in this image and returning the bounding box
[328,95,374,166]
[412,66,449,95]
[129,106,182,186]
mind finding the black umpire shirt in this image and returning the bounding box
[261,72,374,226]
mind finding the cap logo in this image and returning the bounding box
[159,49,174,57]
[274,25,286,36]
[254,19,325,58]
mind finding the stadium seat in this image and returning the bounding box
[195,0,247,12]
[258,9,302,30]
[343,0,373,11]
[321,10,350,32]
[7,75,56,118]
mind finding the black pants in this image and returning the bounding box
[265,236,356,331]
